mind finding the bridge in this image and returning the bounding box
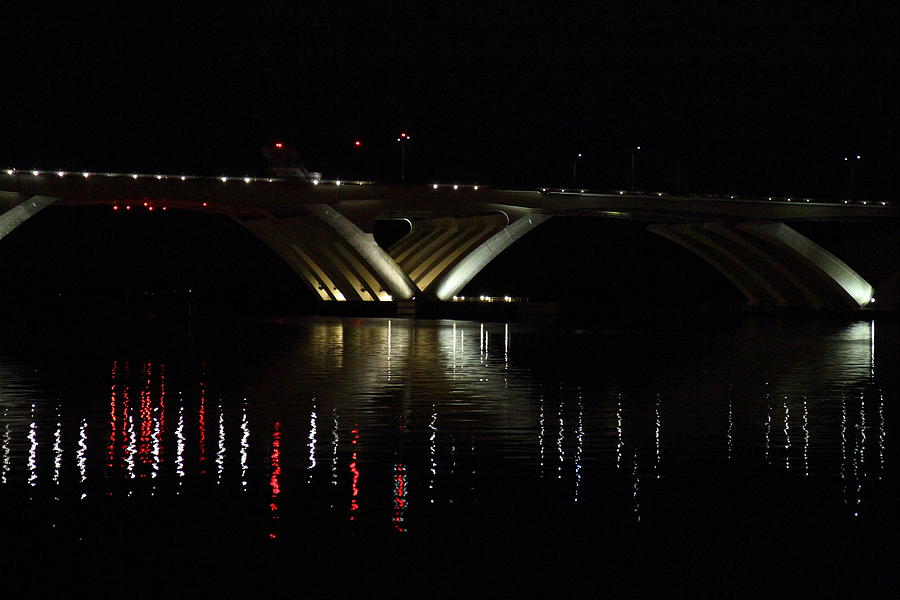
[2,169,897,310]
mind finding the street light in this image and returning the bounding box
[630,146,641,192]
[397,132,411,182]
[572,153,582,188]
[843,155,861,200]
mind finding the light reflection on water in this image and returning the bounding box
[0,318,895,545]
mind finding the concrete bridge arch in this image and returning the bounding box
[1,173,894,310]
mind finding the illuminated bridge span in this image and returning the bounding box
[2,169,897,309]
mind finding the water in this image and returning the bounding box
[0,316,896,597]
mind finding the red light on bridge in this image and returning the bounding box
[275,142,283,149]
[202,202,208,207]
[148,206,154,211]
[113,205,119,211]
[354,140,362,147]
[126,205,132,210]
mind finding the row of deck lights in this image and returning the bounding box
[3,168,889,206]
[452,295,516,302]
[540,187,888,206]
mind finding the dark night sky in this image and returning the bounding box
[3,2,897,197]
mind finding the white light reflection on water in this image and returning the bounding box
[241,404,250,490]
[726,398,732,462]
[152,410,161,487]
[0,317,893,546]
[176,404,185,485]
[879,391,885,479]
[504,323,509,372]
[538,392,545,477]
[216,403,225,484]
[802,397,809,477]
[632,449,640,522]
[330,407,338,487]
[656,394,662,477]
[126,408,136,480]
[841,394,847,504]
[77,418,87,497]
[53,406,62,487]
[783,398,791,471]
[557,395,564,479]
[308,401,318,481]
[28,403,37,487]
[616,394,623,469]
[764,394,772,465]
[429,405,437,499]
[574,389,583,502]
[2,409,9,485]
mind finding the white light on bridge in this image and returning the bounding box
[181,176,186,181]
[156,175,163,180]
[220,177,227,183]
[473,185,479,190]
[83,172,90,178]
[244,177,251,183]
[132,174,139,179]
[31,170,39,176]
[312,179,320,185]
[57,171,65,177]
[335,180,341,186]
[433,184,439,189]
[453,184,459,190]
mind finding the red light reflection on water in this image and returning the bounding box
[393,463,408,532]
[139,362,152,467]
[120,372,131,467]
[158,363,166,460]
[107,361,118,468]
[349,428,360,519]
[198,378,207,474]
[270,421,282,539]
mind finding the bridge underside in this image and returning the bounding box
[648,221,875,309]
[1,192,58,241]
[0,186,882,310]
[239,206,548,302]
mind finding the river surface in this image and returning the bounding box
[0,315,896,598]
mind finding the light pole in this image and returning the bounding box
[843,155,861,200]
[630,145,641,192]
[397,132,411,182]
[572,153,582,188]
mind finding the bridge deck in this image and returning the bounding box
[1,171,895,226]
